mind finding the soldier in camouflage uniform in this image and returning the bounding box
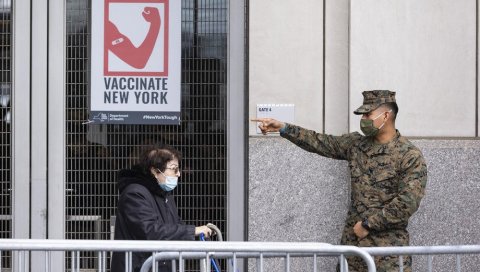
[253,90,427,272]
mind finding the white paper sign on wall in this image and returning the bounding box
[256,104,295,134]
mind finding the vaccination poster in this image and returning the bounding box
[90,0,181,124]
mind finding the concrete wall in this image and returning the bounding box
[248,1,480,271]
[249,138,480,271]
[249,0,351,135]
[249,0,479,137]
[350,0,477,136]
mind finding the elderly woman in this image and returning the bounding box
[111,144,212,272]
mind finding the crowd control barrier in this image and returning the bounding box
[0,239,376,272]
[364,245,480,272]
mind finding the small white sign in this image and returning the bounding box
[256,104,295,134]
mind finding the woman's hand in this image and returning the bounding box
[195,225,213,238]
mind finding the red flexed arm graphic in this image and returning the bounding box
[106,7,161,69]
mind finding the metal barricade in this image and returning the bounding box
[139,242,375,272]
[364,245,480,272]
[0,239,376,272]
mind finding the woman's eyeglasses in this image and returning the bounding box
[158,166,180,174]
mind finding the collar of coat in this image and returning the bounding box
[358,130,402,155]
[117,165,171,198]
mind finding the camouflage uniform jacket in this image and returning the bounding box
[281,123,427,248]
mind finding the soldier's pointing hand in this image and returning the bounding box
[251,118,285,135]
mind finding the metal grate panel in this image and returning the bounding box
[0,0,12,270]
[66,0,228,270]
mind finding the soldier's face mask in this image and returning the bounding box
[360,110,392,137]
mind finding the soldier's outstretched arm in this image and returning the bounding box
[281,123,360,160]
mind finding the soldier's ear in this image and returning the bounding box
[383,111,389,121]
[385,110,393,122]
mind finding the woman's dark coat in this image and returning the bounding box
[111,166,195,272]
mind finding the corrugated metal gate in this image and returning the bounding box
[66,0,228,270]
[0,0,11,270]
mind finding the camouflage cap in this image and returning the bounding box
[353,90,396,115]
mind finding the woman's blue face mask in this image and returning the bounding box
[156,169,178,191]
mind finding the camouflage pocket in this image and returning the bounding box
[373,168,396,182]
[371,169,398,193]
